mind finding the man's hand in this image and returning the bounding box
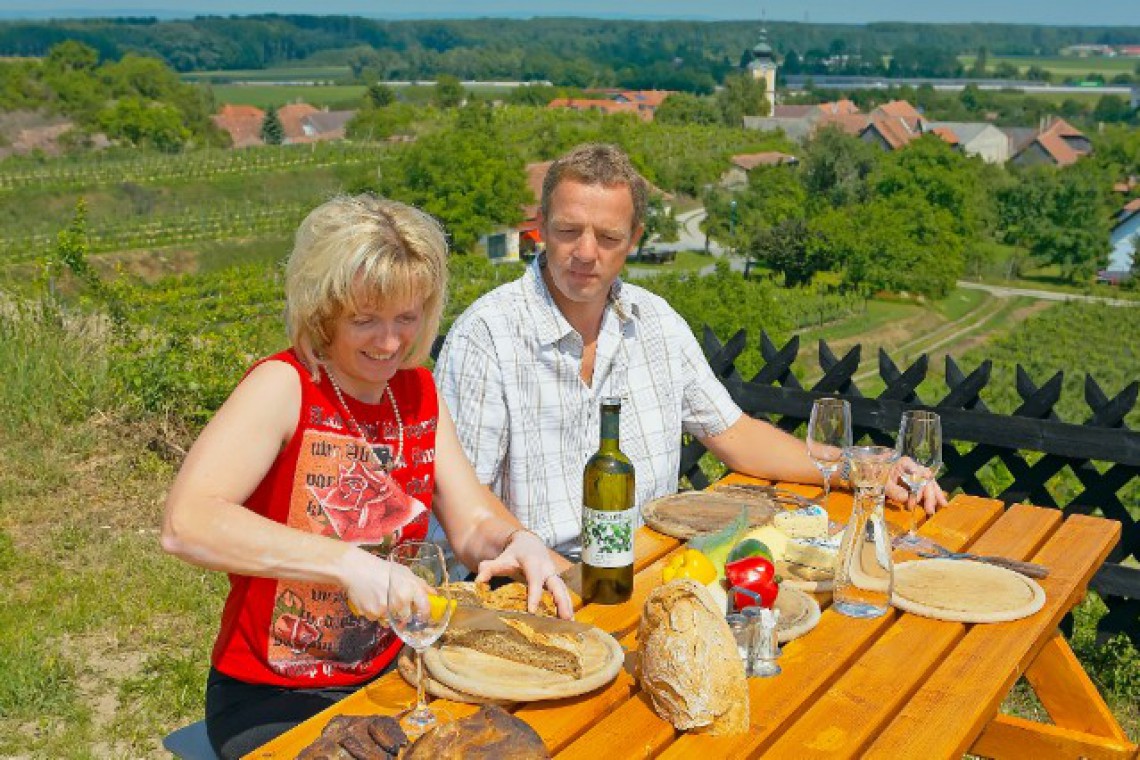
[474,530,575,619]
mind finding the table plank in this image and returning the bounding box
[863,511,1121,759]
[760,501,1061,759]
[656,494,1006,760]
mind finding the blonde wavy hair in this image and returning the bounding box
[284,194,448,380]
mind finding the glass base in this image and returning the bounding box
[833,601,890,619]
[396,703,451,741]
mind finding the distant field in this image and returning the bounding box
[959,54,1139,78]
[208,84,365,109]
[183,66,351,82]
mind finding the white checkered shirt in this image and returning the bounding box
[432,257,741,559]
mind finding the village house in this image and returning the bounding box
[923,121,1011,164]
[210,103,356,147]
[1009,117,1092,168]
[547,90,673,122]
[1105,198,1140,284]
[719,151,798,190]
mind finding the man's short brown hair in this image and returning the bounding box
[540,143,648,231]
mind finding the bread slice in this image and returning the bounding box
[441,581,557,617]
[443,616,585,679]
[403,705,549,760]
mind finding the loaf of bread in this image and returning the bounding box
[403,705,550,759]
[637,580,749,735]
[444,616,586,678]
[295,714,408,759]
[441,581,558,616]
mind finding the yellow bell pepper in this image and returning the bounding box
[662,548,718,586]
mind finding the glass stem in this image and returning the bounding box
[820,466,832,505]
[415,649,427,711]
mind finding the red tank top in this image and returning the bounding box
[211,349,437,687]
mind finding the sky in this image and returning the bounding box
[0,1,1137,26]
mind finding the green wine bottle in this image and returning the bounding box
[581,396,636,604]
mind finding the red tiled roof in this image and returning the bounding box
[930,126,960,145]
[1043,117,1084,140]
[212,104,265,148]
[815,112,871,136]
[730,151,797,170]
[1035,130,1081,166]
[773,104,816,119]
[548,98,640,115]
[819,99,860,116]
[874,100,923,130]
[864,115,918,150]
[1124,198,1140,214]
[277,103,319,143]
[616,90,671,108]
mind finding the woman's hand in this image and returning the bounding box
[887,457,948,515]
[474,530,575,620]
[341,549,431,622]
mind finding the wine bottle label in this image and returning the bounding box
[581,506,636,568]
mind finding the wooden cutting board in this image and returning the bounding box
[891,558,1046,623]
[422,627,623,702]
[642,491,779,539]
[396,647,509,705]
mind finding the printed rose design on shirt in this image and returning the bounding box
[309,458,426,543]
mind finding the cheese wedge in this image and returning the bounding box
[773,505,829,539]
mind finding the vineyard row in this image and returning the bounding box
[0,142,387,192]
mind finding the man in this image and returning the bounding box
[435,143,944,559]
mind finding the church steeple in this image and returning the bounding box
[743,24,779,106]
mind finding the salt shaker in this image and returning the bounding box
[726,613,752,670]
[750,608,782,677]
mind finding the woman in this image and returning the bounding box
[162,194,572,759]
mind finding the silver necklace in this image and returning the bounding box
[323,365,405,472]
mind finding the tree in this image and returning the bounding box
[969,47,989,78]
[367,111,530,253]
[261,105,284,145]
[1093,95,1131,124]
[366,82,396,108]
[97,96,190,152]
[433,74,464,108]
[640,196,679,254]
[746,218,832,287]
[716,74,769,126]
[799,126,877,210]
[1021,163,1113,282]
[654,92,720,126]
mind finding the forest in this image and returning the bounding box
[1,15,1139,89]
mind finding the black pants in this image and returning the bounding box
[205,658,399,760]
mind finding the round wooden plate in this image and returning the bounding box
[397,647,508,705]
[773,585,821,643]
[891,558,1046,623]
[422,627,624,702]
[642,491,779,539]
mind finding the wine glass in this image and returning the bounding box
[806,398,853,507]
[387,541,452,738]
[894,410,943,548]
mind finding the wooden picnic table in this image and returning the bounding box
[246,476,1136,759]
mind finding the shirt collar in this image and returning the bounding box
[526,254,636,346]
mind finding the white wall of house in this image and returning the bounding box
[1108,213,1139,274]
[477,228,522,262]
[962,126,1010,164]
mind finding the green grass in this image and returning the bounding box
[208,84,366,109]
[182,65,352,83]
[934,286,990,321]
[959,54,1139,78]
[626,250,714,274]
[798,297,922,343]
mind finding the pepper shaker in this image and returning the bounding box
[750,608,782,677]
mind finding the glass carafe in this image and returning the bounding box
[833,445,898,619]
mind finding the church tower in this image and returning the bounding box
[743,27,778,107]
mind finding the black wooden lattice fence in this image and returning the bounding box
[679,328,1139,647]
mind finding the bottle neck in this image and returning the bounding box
[598,406,621,452]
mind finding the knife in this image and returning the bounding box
[448,605,595,636]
